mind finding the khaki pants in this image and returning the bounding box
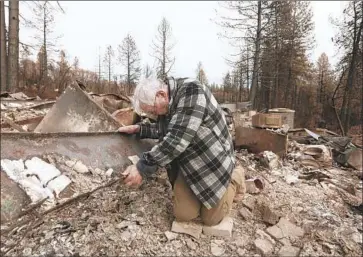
[172,166,245,226]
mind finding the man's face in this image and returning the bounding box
[139,90,169,118]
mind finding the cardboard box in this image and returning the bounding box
[252,113,282,128]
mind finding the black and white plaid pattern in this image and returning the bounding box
[137,78,235,209]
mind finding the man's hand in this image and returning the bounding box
[122,165,143,188]
[118,125,140,134]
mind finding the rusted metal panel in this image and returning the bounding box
[1,132,154,170]
[1,171,30,224]
[34,82,121,133]
[234,127,288,156]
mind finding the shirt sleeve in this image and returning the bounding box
[136,83,206,177]
[138,122,160,139]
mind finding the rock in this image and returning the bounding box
[278,245,300,257]
[256,229,275,245]
[285,175,299,185]
[203,216,233,237]
[352,232,362,244]
[105,168,114,177]
[266,217,304,240]
[254,238,274,256]
[120,230,132,241]
[65,160,76,168]
[164,231,178,241]
[262,205,280,226]
[280,238,291,246]
[94,168,104,175]
[242,197,256,211]
[116,220,135,229]
[239,207,253,220]
[262,151,280,170]
[211,240,225,256]
[171,220,203,239]
[73,161,89,174]
[185,238,197,250]
[237,248,246,257]
[234,235,251,248]
[23,247,32,255]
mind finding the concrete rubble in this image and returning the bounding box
[1,84,362,256]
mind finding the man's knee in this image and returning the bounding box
[173,204,199,222]
[201,200,229,226]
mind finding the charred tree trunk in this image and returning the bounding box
[340,2,363,134]
[249,1,262,108]
[0,0,7,91]
[8,0,19,91]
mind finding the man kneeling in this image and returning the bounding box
[118,77,245,226]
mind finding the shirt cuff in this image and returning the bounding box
[136,154,158,179]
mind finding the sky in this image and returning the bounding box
[17,1,346,85]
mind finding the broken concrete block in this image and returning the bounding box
[0,159,25,181]
[278,245,300,257]
[211,240,225,256]
[239,207,253,221]
[25,157,61,185]
[266,224,284,240]
[171,220,203,239]
[254,238,274,256]
[47,174,72,197]
[266,217,304,240]
[203,216,233,237]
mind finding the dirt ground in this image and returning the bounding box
[1,148,362,257]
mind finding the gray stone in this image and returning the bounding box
[164,231,178,241]
[203,216,233,237]
[254,238,274,256]
[239,207,253,220]
[171,220,203,239]
[237,248,246,257]
[211,240,225,256]
[73,161,89,174]
[262,205,280,225]
[278,245,300,257]
[242,197,256,211]
[266,217,304,240]
[256,229,275,245]
[185,238,197,250]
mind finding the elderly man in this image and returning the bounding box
[118,77,245,226]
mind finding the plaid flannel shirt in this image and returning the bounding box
[136,78,235,209]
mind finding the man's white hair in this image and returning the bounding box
[132,77,167,117]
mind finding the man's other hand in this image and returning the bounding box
[122,165,143,188]
[118,125,140,134]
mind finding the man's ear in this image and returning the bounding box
[156,90,168,100]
